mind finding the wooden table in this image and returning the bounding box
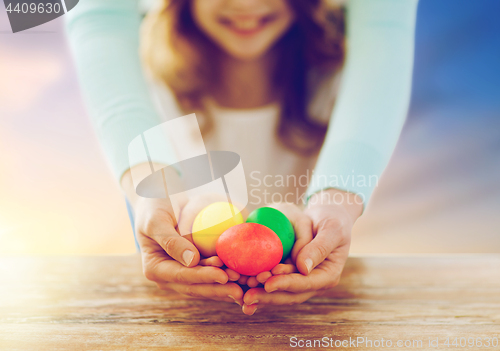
[1,255,499,350]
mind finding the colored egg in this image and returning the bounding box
[192,202,244,257]
[216,222,283,276]
[246,207,295,261]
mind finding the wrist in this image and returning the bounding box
[306,188,363,223]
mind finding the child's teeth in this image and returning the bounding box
[234,19,260,30]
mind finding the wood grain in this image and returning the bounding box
[0,255,499,350]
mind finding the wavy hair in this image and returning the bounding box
[141,0,345,156]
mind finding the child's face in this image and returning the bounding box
[192,0,295,60]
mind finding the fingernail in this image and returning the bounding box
[305,258,313,273]
[216,279,225,284]
[182,250,194,266]
[249,306,257,315]
[249,300,259,305]
[228,295,241,306]
[267,288,277,293]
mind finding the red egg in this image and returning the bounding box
[216,223,283,276]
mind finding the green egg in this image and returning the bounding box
[246,207,295,261]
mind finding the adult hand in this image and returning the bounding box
[175,192,247,286]
[122,165,244,305]
[241,189,363,315]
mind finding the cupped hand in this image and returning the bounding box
[241,189,363,315]
[129,194,243,305]
[175,192,247,287]
[122,164,244,305]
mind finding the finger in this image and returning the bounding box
[294,216,345,275]
[289,215,313,265]
[238,275,249,285]
[246,276,260,288]
[244,287,316,306]
[271,263,298,275]
[264,268,331,293]
[243,287,264,305]
[161,282,243,305]
[143,218,201,267]
[181,233,195,245]
[268,204,313,264]
[199,256,224,267]
[256,271,272,284]
[264,248,348,293]
[225,268,240,282]
[241,303,259,316]
[145,255,229,284]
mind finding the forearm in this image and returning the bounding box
[121,163,150,210]
[65,0,178,182]
[307,0,419,208]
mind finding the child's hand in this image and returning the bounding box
[241,190,363,315]
[199,255,242,292]
[237,258,297,288]
[175,192,247,290]
[235,202,308,293]
[134,197,244,305]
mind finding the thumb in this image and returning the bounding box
[295,231,337,275]
[296,205,353,275]
[143,215,201,267]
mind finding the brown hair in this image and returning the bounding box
[141,0,345,156]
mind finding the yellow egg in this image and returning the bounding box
[192,202,244,257]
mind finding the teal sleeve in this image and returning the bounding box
[306,0,419,207]
[64,0,178,181]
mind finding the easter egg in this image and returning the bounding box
[246,207,295,261]
[216,223,283,276]
[192,202,244,257]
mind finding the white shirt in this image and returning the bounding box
[203,101,317,211]
[149,72,340,212]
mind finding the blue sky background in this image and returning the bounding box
[352,0,500,253]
